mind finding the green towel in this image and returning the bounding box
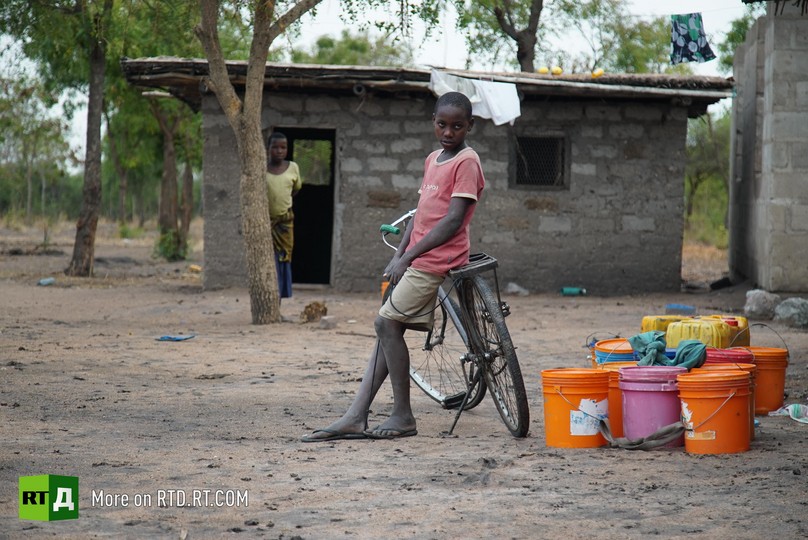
[629,331,667,366]
[629,331,706,369]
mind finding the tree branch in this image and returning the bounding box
[493,4,518,41]
[267,0,323,44]
[526,0,544,34]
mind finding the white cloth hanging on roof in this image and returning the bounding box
[429,69,521,126]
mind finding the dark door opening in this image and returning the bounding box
[275,127,335,285]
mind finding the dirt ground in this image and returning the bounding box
[1,220,807,539]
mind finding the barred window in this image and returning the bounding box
[513,136,567,188]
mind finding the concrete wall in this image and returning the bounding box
[202,90,690,294]
[730,5,808,292]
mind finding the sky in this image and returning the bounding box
[299,0,759,76]
[66,0,760,159]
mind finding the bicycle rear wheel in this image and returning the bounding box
[401,287,486,410]
[461,276,530,437]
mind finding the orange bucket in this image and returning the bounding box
[541,369,609,448]
[381,280,390,299]
[748,346,788,414]
[691,363,757,440]
[596,361,637,438]
[591,338,635,367]
[677,371,751,454]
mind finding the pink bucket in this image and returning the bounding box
[619,366,688,448]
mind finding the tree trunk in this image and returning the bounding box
[196,0,324,323]
[150,103,179,235]
[516,32,537,72]
[179,158,193,250]
[24,148,33,226]
[65,0,112,277]
[239,118,278,324]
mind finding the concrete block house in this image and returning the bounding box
[122,59,731,294]
[730,3,808,292]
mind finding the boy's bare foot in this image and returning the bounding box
[301,418,366,442]
[364,417,417,439]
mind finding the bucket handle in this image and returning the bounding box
[729,322,789,353]
[688,391,737,432]
[554,387,604,423]
[585,331,620,349]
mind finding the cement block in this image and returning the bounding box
[305,96,341,112]
[265,94,303,112]
[480,230,517,244]
[356,101,385,116]
[590,145,618,159]
[341,158,364,173]
[403,121,424,134]
[368,157,399,172]
[353,139,387,154]
[622,216,655,232]
[547,106,583,120]
[538,215,572,233]
[798,82,808,108]
[367,120,402,135]
[580,125,603,138]
[571,163,597,176]
[585,105,621,121]
[770,172,808,200]
[351,175,383,188]
[484,159,508,177]
[390,138,424,153]
[791,142,808,170]
[766,141,791,170]
[767,50,808,84]
[624,106,663,121]
[609,123,645,139]
[767,202,788,232]
[768,112,808,139]
[389,99,430,117]
[392,174,419,189]
[790,204,808,232]
[405,158,425,172]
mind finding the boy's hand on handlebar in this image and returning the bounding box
[383,254,411,285]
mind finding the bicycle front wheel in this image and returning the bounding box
[407,289,486,410]
[461,276,530,437]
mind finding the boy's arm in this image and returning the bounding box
[383,216,415,278]
[384,197,474,285]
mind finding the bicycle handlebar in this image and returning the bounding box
[381,208,416,250]
[379,224,400,235]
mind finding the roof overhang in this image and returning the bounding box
[121,57,733,118]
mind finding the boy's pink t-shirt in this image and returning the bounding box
[408,147,485,276]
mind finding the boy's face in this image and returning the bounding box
[269,139,288,161]
[433,105,473,153]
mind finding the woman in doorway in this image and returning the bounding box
[266,131,302,312]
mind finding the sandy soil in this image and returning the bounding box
[1,221,807,539]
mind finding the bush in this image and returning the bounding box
[154,230,188,262]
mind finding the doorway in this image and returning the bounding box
[273,127,335,285]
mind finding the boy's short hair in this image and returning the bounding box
[268,131,287,145]
[435,92,473,119]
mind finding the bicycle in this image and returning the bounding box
[380,209,530,438]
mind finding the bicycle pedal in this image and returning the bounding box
[499,301,511,317]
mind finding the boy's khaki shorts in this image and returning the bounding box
[379,267,445,331]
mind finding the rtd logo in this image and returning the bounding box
[19,475,79,521]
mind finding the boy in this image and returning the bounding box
[266,131,302,306]
[302,91,484,441]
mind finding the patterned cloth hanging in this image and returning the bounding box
[670,13,716,65]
